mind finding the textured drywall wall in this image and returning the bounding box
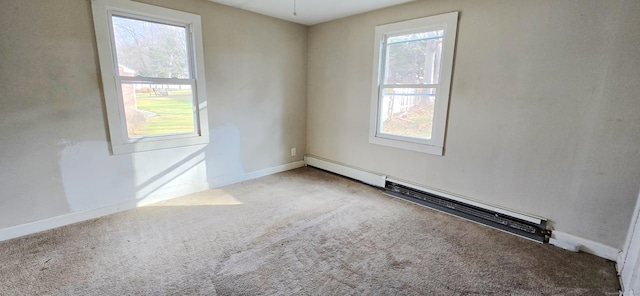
[0,0,307,229]
[307,0,640,249]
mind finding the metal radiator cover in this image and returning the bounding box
[385,182,548,242]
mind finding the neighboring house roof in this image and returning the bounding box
[118,64,135,76]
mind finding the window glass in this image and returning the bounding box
[369,12,458,155]
[379,88,436,140]
[120,83,195,138]
[380,30,443,141]
[384,30,443,85]
[112,16,190,79]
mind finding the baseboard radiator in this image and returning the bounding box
[384,181,548,242]
[304,155,549,243]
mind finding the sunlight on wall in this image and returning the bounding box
[132,145,210,206]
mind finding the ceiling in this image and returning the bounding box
[207,0,416,26]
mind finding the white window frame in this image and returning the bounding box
[369,12,458,155]
[92,0,209,154]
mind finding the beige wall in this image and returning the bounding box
[1,0,639,250]
[0,0,307,228]
[307,0,640,249]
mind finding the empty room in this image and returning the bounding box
[1,0,640,294]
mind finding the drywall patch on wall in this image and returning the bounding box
[206,124,246,186]
[204,124,306,188]
[59,141,210,212]
[58,141,135,212]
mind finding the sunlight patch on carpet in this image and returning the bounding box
[146,189,244,206]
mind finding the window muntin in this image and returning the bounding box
[92,0,209,154]
[370,12,458,155]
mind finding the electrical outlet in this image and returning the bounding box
[290,148,296,157]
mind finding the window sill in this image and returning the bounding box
[369,136,443,155]
[111,135,209,154]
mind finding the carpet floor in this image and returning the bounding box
[0,167,620,295]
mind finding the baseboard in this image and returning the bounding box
[551,231,621,261]
[304,155,386,187]
[209,160,305,188]
[0,200,138,242]
[0,161,305,242]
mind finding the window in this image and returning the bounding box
[369,12,458,155]
[92,0,209,154]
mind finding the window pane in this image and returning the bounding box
[379,88,436,140]
[121,83,195,138]
[112,16,190,79]
[384,30,443,85]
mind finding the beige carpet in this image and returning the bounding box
[0,167,620,295]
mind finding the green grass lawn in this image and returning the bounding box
[133,90,195,136]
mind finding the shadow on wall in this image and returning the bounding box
[57,123,246,212]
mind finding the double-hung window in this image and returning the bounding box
[369,12,458,155]
[92,0,209,154]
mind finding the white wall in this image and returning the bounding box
[619,187,640,294]
[307,0,640,249]
[0,0,307,230]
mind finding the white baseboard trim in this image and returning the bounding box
[0,161,305,242]
[304,155,386,187]
[209,160,305,188]
[0,200,138,242]
[551,231,621,261]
